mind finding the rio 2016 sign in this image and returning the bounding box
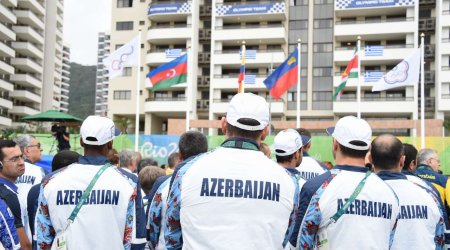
[335,0,415,10]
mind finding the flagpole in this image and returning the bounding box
[357,36,361,119]
[269,53,274,136]
[134,30,141,152]
[241,41,246,93]
[186,46,191,132]
[420,33,425,149]
[297,39,301,128]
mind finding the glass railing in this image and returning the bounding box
[145,97,186,102]
[335,17,414,25]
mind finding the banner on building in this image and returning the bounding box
[335,0,415,10]
[147,3,191,15]
[216,3,285,16]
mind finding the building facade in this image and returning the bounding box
[0,0,65,128]
[94,32,110,116]
[60,44,70,112]
[108,0,448,135]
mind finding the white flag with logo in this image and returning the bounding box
[372,48,420,92]
[102,35,139,79]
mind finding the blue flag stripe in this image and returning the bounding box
[263,48,298,90]
[146,54,187,78]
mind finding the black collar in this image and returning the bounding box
[377,171,407,180]
[221,137,260,151]
[334,164,368,173]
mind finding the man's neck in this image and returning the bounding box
[335,156,365,167]
[278,162,296,169]
[0,173,16,183]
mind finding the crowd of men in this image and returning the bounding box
[0,92,448,250]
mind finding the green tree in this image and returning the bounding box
[114,117,130,134]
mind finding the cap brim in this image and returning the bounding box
[301,135,311,145]
[326,127,335,136]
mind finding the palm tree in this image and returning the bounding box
[114,117,130,134]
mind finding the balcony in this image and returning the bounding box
[17,0,45,16]
[11,57,42,74]
[12,41,43,58]
[0,115,11,127]
[213,49,285,67]
[3,0,17,7]
[335,18,415,40]
[334,44,415,63]
[147,2,192,22]
[212,74,268,90]
[333,97,415,114]
[13,25,44,45]
[215,2,286,22]
[14,9,44,30]
[147,24,191,44]
[211,98,284,114]
[145,49,186,66]
[11,74,41,89]
[0,41,15,58]
[439,94,450,111]
[0,4,17,23]
[10,90,41,104]
[0,78,13,92]
[214,24,286,43]
[442,38,450,55]
[0,98,12,110]
[10,105,39,116]
[0,60,14,75]
[144,97,187,113]
[0,23,16,41]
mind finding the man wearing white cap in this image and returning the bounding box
[164,93,298,250]
[36,116,146,250]
[291,116,400,250]
[273,129,306,190]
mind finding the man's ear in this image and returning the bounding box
[221,117,227,135]
[399,155,405,168]
[80,138,85,148]
[107,141,113,150]
[260,126,269,141]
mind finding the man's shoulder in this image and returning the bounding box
[415,169,448,187]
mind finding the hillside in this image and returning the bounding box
[68,63,96,119]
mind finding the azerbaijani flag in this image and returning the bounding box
[238,48,245,93]
[147,54,187,91]
[333,48,359,101]
[263,48,298,100]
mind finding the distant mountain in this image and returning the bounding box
[68,63,96,119]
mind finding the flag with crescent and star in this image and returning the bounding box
[147,54,188,91]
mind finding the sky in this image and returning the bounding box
[64,0,111,66]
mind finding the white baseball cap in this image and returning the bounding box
[226,93,269,131]
[80,116,121,146]
[326,116,372,150]
[273,129,303,156]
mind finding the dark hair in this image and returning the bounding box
[339,142,368,159]
[370,135,404,170]
[168,152,179,169]
[107,148,119,165]
[52,150,80,172]
[297,128,311,142]
[0,140,17,161]
[137,158,158,173]
[179,131,208,160]
[403,143,418,171]
[275,152,296,163]
[225,118,264,141]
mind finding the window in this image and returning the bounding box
[123,67,132,76]
[115,44,123,50]
[116,21,133,31]
[117,0,133,8]
[113,90,131,100]
[289,20,308,30]
[139,20,145,25]
[313,19,333,29]
[313,43,332,52]
[314,0,333,4]
[313,67,332,76]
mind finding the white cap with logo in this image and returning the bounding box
[273,129,303,156]
[80,116,121,146]
[326,116,372,150]
[226,93,270,131]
